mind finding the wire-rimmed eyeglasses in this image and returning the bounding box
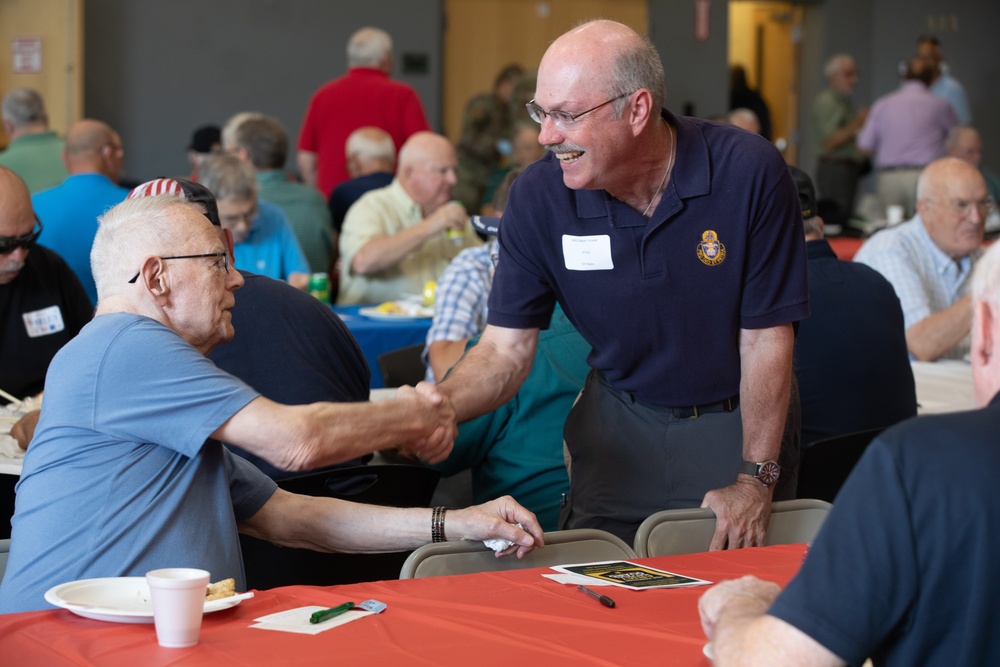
[525,92,634,130]
[127,252,229,284]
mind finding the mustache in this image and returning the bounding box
[1,260,25,274]
[544,143,585,153]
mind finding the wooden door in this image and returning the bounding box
[0,0,82,148]
[728,1,802,163]
[442,0,648,143]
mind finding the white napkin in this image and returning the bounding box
[250,606,373,635]
[483,523,523,552]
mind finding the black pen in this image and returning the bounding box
[578,584,616,608]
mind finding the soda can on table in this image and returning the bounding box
[308,272,330,303]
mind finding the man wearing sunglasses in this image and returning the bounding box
[0,166,92,405]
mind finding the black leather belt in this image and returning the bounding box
[670,395,739,419]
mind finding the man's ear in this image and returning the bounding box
[628,89,656,137]
[136,257,170,298]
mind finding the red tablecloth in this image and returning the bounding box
[0,544,806,666]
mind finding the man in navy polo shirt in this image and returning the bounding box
[427,20,808,547]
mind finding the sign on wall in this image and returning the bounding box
[12,37,43,73]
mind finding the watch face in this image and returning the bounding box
[758,461,780,486]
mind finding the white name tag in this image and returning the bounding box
[562,234,614,271]
[23,305,66,338]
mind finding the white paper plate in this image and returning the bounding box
[44,577,243,623]
[359,304,433,320]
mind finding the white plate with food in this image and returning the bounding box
[44,577,248,623]
[359,301,434,320]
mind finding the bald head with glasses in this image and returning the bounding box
[92,195,243,355]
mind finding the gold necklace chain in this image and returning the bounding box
[641,122,676,218]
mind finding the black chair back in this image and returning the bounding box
[241,465,440,589]
[377,343,427,388]
[796,427,884,503]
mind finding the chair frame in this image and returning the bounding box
[633,498,832,557]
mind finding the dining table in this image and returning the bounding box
[332,304,432,389]
[0,543,807,666]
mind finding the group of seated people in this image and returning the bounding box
[1,18,998,665]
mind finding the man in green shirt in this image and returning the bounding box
[226,114,334,275]
[812,55,869,231]
[0,88,68,194]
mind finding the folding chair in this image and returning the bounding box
[633,499,832,557]
[400,528,636,579]
[797,427,884,502]
[377,343,427,388]
[241,464,440,589]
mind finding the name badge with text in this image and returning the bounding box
[562,235,614,271]
[23,305,66,338]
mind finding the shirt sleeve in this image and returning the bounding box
[225,448,278,522]
[276,211,312,278]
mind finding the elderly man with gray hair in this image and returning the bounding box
[338,131,480,305]
[226,113,334,276]
[698,238,1000,666]
[0,193,544,613]
[812,54,869,230]
[0,88,68,193]
[297,27,430,196]
[199,152,311,288]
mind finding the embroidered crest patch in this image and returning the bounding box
[696,229,726,266]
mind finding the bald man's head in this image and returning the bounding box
[0,167,39,284]
[397,132,458,213]
[64,119,124,182]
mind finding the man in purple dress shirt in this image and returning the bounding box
[857,57,958,219]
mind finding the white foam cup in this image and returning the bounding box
[886,205,905,225]
[146,568,211,648]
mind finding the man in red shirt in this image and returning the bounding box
[297,27,430,198]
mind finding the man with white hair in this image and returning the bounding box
[297,27,430,196]
[812,54,868,230]
[328,126,396,234]
[0,193,543,613]
[698,240,1000,667]
[0,88,68,194]
[338,131,480,304]
[855,156,988,361]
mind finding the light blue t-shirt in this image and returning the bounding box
[234,201,311,281]
[0,313,272,613]
[33,173,130,305]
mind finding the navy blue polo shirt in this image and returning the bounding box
[488,110,808,407]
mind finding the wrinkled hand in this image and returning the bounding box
[426,201,467,234]
[11,409,40,450]
[701,479,771,550]
[396,384,456,464]
[698,576,781,641]
[449,495,546,559]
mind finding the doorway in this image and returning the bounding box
[728,1,803,163]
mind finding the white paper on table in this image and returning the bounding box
[541,573,615,586]
[250,605,373,635]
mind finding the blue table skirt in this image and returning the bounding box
[332,304,431,389]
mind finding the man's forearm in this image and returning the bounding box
[297,151,318,188]
[434,327,538,423]
[350,221,437,275]
[738,324,793,464]
[906,295,972,361]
